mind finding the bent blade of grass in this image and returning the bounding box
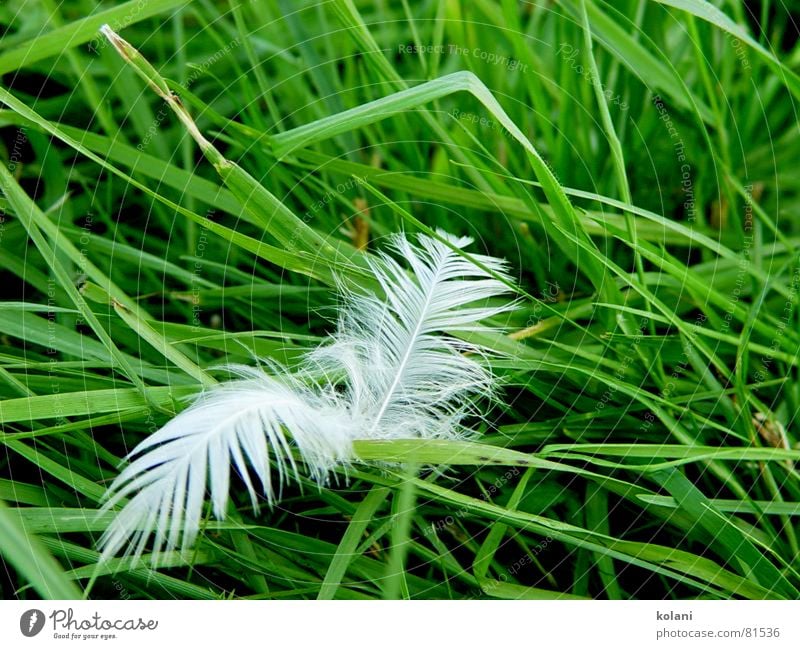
[330,0,495,194]
[272,70,619,304]
[468,162,752,264]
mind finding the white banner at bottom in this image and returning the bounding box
[1,600,797,648]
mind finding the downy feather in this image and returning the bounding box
[98,368,354,562]
[99,231,516,564]
[307,231,516,440]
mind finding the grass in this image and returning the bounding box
[0,0,799,600]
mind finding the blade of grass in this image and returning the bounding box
[0,0,189,75]
[318,485,390,600]
[0,499,83,599]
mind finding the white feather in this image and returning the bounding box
[99,231,515,564]
[98,368,353,562]
[308,231,515,440]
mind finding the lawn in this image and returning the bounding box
[1,0,799,600]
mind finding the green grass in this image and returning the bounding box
[1,0,799,600]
